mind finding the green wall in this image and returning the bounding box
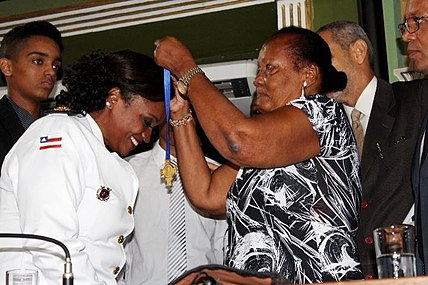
[0,0,361,86]
[313,0,359,30]
[60,3,277,67]
[61,0,360,66]
[382,0,406,82]
[0,0,360,67]
[0,1,411,86]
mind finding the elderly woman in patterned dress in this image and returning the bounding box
[154,26,363,283]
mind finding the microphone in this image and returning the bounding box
[0,233,73,285]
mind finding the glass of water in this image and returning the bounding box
[373,224,416,279]
[6,269,38,285]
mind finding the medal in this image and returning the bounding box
[160,69,177,189]
[160,159,177,188]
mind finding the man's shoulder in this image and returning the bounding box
[0,95,9,106]
[0,96,16,119]
[372,78,393,98]
[390,79,428,114]
[392,78,428,94]
[0,97,24,138]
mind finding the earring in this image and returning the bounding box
[301,81,307,99]
[106,101,112,109]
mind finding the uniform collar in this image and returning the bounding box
[86,114,104,144]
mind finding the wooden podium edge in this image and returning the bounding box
[169,264,277,285]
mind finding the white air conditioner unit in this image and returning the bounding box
[200,59,257,117]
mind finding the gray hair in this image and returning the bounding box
[317,20,374,68]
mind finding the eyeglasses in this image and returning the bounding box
[398,16,428,35]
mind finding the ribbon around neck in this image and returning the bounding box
[164,69,171,161]
[160,69,177,189]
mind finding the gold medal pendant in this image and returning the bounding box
[160,159,177,188]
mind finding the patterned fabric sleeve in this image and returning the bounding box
[290,94,358,159]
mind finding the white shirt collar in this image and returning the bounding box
[152,140,177,168]
[344,76,377,133]
[354,76,377,117]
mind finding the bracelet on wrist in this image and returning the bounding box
[170,110,193,127]
[176,66,204,96]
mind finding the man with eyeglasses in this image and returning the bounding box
[399,0,428,75]
[403,0,428,276]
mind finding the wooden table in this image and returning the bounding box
[172,265,428,285]
[325,276,428,285]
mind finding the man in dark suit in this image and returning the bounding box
[318,20,428,279]
[0,21,63,171]
[402,0,428,275]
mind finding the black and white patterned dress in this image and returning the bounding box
[225,94,363,283]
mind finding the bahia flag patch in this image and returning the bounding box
[39,136,62,150]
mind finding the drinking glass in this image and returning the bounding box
[6,269,38,285]
[373,224,416,279]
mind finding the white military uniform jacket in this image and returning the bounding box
[0,113,138,285]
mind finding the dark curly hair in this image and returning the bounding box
[59,49,164,114]
[270,26,347,94]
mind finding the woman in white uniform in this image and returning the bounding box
[0,50,165,284]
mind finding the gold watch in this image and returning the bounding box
[176,66,204,95]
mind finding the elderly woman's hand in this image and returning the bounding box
[154,36,197,78]
[170,87,190,120]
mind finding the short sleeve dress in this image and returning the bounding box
[225,94,363,283]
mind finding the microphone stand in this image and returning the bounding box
[0,233,73,285]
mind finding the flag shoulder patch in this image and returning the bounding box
[39,136,62,150]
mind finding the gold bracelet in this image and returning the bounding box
[170,111,193,127]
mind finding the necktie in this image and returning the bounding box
[351,108,364,158]
[167,173,187,283]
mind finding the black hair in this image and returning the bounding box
[0,21,63,59]
[59,49,164,114]
[270,26,347,94]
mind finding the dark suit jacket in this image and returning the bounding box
[357,78,428,278]
[0,96,25,172]
[412,80,428,275]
